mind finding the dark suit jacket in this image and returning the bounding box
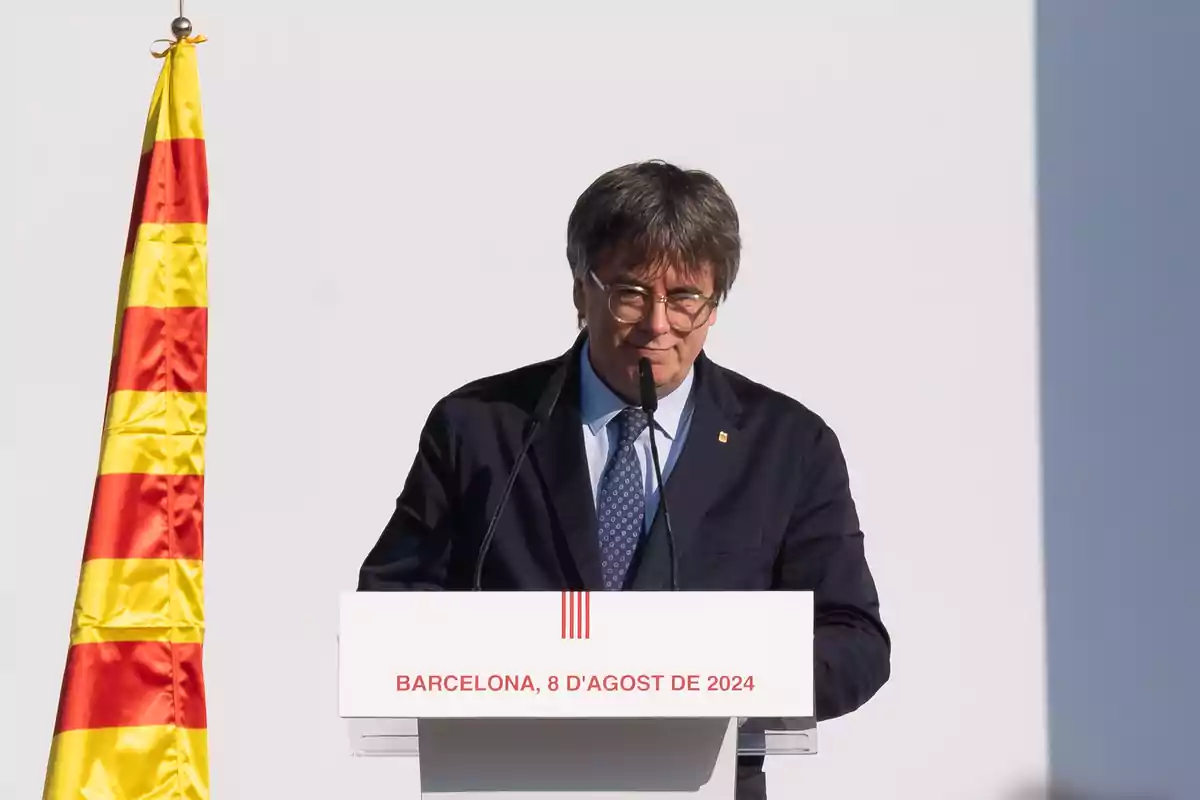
[358,334,891,724]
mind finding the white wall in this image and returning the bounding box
[2,3,1046,798]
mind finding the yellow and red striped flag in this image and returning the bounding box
[42,33,211,800]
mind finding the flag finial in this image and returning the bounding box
[172,0,192,40]
[171,16,193,40]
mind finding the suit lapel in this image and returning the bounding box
[629,353,745,590]
[528,340,603,589]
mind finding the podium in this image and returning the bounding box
[339,590,816,799]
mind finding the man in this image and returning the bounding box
[358,160,890,799]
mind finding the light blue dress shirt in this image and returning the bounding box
[578,341,696,531]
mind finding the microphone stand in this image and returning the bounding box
[639,357,680,591]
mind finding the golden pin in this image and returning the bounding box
[718,431,728,443]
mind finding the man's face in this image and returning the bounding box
[574,254,718,402]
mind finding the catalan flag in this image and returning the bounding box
[42,33,210,800]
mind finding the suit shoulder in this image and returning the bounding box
[708,360,853,479]
[433,354,561,420]
[709,359,831,436]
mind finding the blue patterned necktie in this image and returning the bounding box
[596,406,650,590]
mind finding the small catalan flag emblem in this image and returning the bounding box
[561,591,590,639]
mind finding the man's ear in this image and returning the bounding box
[572,278,585,316]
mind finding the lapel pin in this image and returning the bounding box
[718,431,728,443]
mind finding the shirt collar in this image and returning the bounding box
[579,340,693,441]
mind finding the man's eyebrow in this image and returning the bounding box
[611,274,652,289]
[611,276,708,295]
[609,271,708,294]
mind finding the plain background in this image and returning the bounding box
[2,2,1054,798]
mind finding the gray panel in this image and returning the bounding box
[1037,2,1200,798]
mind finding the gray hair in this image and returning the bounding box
[565,160,741,301]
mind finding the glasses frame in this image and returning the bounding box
[588,270,718,332]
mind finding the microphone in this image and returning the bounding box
[471,353,572,590]
[639,357,679,591]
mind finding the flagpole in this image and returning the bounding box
[172,0,192,40]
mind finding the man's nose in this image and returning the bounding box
[641,300,672,337]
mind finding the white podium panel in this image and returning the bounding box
[340,590,812,718]
[339,590,815,799]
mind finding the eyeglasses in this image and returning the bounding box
[588,270,717,332]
